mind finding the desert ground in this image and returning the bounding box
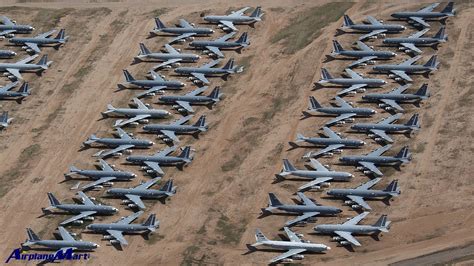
[0,0,472,265]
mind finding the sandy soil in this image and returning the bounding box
[0,1,472,265]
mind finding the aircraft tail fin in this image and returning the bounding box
[18,82,29,95]
[236,32,249,46]
[159,179,175,195]
[26,228,41,242]
[373,215,390,229]
[142,213,159,230]
[441,2,455,15]
[414,83,430,99]
[405,114,420,129]
[47,192,61,206]
[383,180,400,195]
[320,68,333,81]
[423,55,438,69]
[343,14,354,27]
[250,6,263,19]
[209,87,221,102]
[282,159,297,172]
[37,55,49,69]
[434,26,447,41]
[332,40,344,53]
[193,115,208,131]
[223,58,235,70]
[123,69,135,82]
[154,17,166,29]
[0,111,8,124]
[268,193,283,207]
[395,146,411,162]
[139,43,151,55]
[178,146,192,161]
[54,29,66,40]
[255,229,269,243]
[309,96,322,110]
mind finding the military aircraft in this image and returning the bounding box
[189,32,249,58]
[134,43,200,70]
[22,226,99,252]
[150,17,214,43]
[158,86,222,113]
[248,227,330,264]
[317,68,387,96]
[362,83,430,112]
[327,178,400,211]
[289,127,365,158]
[302,96,376,126]
[0,81,30,103]
[373,55,439,82]
[0,49,16,58]
[341,15,405,41]
[43,192,118,226]
[83,128,154,158]
[339,144,411,177]
[102,97,171,128]
[0,111,12,129]
[9,29,68,54]
[383,27,447,54]
[143,115,208,143]
[86,211,158,246]
[276,159,353,192]
[0,54,52,80]
[174,58,243,84]
[65,159,136,191]
[391,2,455,28]
[203,6,263,32]
[330,40,397,68]
[314,212,390,246]
[351,113,420,143]
[106,178,176,209]
[121,69,184,98]
[261,192,342,227]
[0,16,34,37]
[126,146,193,176]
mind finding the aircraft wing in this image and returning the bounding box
[35,30,56,38]
[5,68,22,80]
[169,32,196,44]
[283,227,303,243]
[334,96,352,108]
[0,81,18,93]
[390,70,412,82]
[0,30,15,36]
[114,114,151,127]
[298,177,333,192]
[347,195,371,210]
[355,177,382,190]
[175,101,194,113]
[164,44,180,54]
[359,29,387,41]
[285,212,320,227]
[345,68,363,79]
[215,32,236,42]
[368,144,392,156]
[366,15,382,25]
[186,86,208,96]
[379,113,402,125]
[297,192,317,206]
[116,211,143,224]
[171,115,193,125]
[24,43,41,53]
[160,130,179,142]
[219,20,238,31]
[106,230,128,245]
[334,231,361,246]
[348,56,377,68]
[135,177,161,190]
[418,3,439,12]
[80,176,116,191]
[152,59,182,70]
[337,84,367,96]
[132,97,149,109]
[178,19,193,29]
[58,226,76,241]
[201,59,220,68]
[117,127,132,140]
[400,43,422,54]
[229,7,250,16]
[409,17,430,28]
[370,129,393,143]
[323,127,341,139]
[154,145,177,157]
[0,16,14,26]
[99,159,114,171]
[135,86,167,98]
[307,159,329,172]
[60,211,97,225]
[325,113,356,126]
[144,161,164,176]
[77,191,95,205]
[343,211,369,225]
[16,54,38,64]
[389,84,410,94]
[356,41,373,51]
[310,144,345,157]
[95,144,135,158]
[269,249,307,264]
[358,161,383,176]
[400,55,422,66]
[206,46,224,58]
[380,99,403,111]
[190,73,209,84]
[125,194,145,209]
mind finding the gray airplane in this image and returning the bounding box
[189,32,249,58]
[102,97,171,128]
[126,145,193,176]
[0,16,34,37]
[43,191,118,226]
[66,159,136,191]
[362,83,430,112]
[339,144,411,177]
[0,49,16,58]
[0,81,30,103]
[302,96,376,126]
[383,27,447,54]
[330,40,397,68]
[0,111,12,129]
[277,159,354,192]
[341,15,405,41]
[0,54,52,80]
[289,127,365,158]
[248,227,330,264]
[22,226,99,252]
[150,17,214,43]
[327,178,400,211]
[121,69,184,98]
[86,211,158,246]
[391,2,455,28]
[143,115,208,143]
[83,127,154,158]
[373,55,439,82]
[134,43,200,70]
[174,58,243,84]
[261,192,342,227]
[106,178,176,209]
[314,212,390,246]
[204,6,263,32]
[351,113,420,143]
[9,29,68,54]
[317,68,387,96]
[158,86,222,113]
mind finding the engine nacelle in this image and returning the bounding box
[83,216,95,221]
[369,46,374,49]
[7,75,15,80]
[193,79,202,84]
[323,152,334,157]
[163,65,172,69]
[171,62,181,67]
[217,24,224,28]
[282,259,293,263]
[93,185,103,190]
[26,49,33,53]
[296,221,308,226]
[188,76,195,81]
[178,108,187,113]
[89,197,96,201]
[332,236,343,241]
[323,164,330,169]
[374,138,383,142]
[320,182,330,188]
[72,220,83,225]
[333,149,342,154]
[358,63,367,67]
[296,233,304,238]
[103,235,114,240]
[369,36,378,39]
[351,204,362,209]
[124,149,132,155]
[113,153,122,158]
[186,37,194,41]
[336,121,345,125]
[378,103,387,108]
[292,255,304,260]
[363,170,372,174]
[110,240,120,244]
[348,91,357,95]
[398,47,406,51]
[385,107,393,111]
[162,138,172,143]
[139,119,149,124]
[177,39,186,43]
[378,33,386,38]
[130,122,139,127]
[356,166,365,171]
[388,74,396,78]
[222,27,230,31]
[367,60,376,65]
[122,200,132,204]
[344,200,354,205]
[339,241,351,246]
[309,186,321,191]
[127,204,136,208]
[69,232,77,236]
[103,182,114,187]
[344,118,355,123]
[368,134,376,138]
[3,72,10,77]
[146,170,155,174]
[21,45,28,49]
[394,77,402,81]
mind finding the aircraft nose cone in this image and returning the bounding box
[372,110,377,114]
[180,82,186,86]
[113,208,118,212]
[326,246,331,250]
[12,52,17,56]
[95,244,100,248]
[210,29,215,33]
[151,141,155,145]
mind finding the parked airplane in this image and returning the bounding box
[0,16,34,37]
[150,17,214,43]
[362,83,430,112]
[373,55,439,82]
[134,43,200,70]
[302,96,376,126]
[203,7,263,32]
[0,111,12,129]
[351,113,420,143]
[102,97,171,128]
[0,81,30,103]
[190,32,249,58]
[143,115,208,143]
[174,58,243,84]
[248,227,330,264]
[330,40,396,68]
[391,2,455,28]
[126,146,193,176]
[0,49,16,58]
[121,69,184,98]
[158,86,222,113]
[66,159,136,191]
[327,178,400,210]
[276,159,353,192]
[341,15,405,41]
[9,29,68,53]
[317,68,386,96]
[339,144,411,177]
[0,54,52,80]
[383,27,447,54]
[314,212,390,246]
[261,192,342,227]
[22,226,99,252]
[106,178,176,209]
[86,211,158,246]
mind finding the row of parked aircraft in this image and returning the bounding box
[248,3,454,264]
